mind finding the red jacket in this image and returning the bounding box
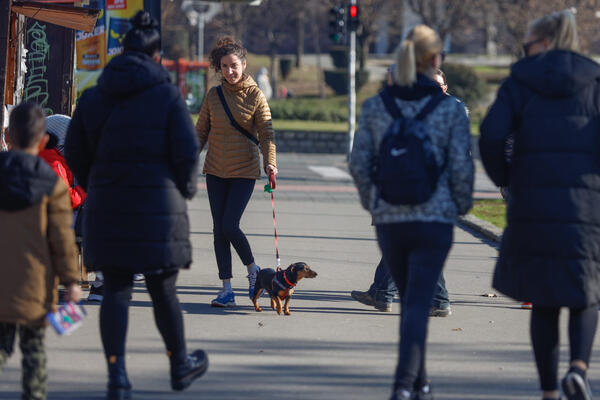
[39,149,86,209]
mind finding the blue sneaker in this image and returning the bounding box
[211,290,236,307]
[247,266,261,299]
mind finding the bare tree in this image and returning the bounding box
[406,0,475,42]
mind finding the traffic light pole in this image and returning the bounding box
[0,1,11,135]
[347,0,356,160]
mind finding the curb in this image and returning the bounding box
[458,214,503,243]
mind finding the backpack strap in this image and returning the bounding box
[415,92,448,120]
[379,88,402,119]
[216,85,259,146]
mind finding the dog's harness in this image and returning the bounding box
[271,268,296,299]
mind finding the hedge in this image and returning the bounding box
[269,97,348,122]
[443,63,487,106]
[324,69,370,95]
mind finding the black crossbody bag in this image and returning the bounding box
[216,85,259,146]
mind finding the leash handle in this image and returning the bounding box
[269,171,276,190]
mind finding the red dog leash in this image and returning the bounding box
[265,172,280,268]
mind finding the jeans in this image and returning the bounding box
[531,304,598,391]
[100,270,187,365]
[376,222,453,392]
[368,258,450,308]
[206,174,255,280]
[0,323,46,400]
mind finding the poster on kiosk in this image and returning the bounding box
[75,0,160,97]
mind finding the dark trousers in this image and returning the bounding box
[368,258,450,308]
[376,222,453,392]
[100,270,187,365]
[206,174,255,280]
[0,323,46,400]
[531,304,598,391]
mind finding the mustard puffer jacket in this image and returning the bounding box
[196,74,276,179]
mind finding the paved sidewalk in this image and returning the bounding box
[0,194,595,399]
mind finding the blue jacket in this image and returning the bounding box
[480,50,600,307]
[65,51,199,273]
[350,74,474,225]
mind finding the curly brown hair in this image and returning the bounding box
[209,36,247,73]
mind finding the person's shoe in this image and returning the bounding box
[88,284,104,302]
[521,302,533,310]
[561,367,593,400]
[375,301,393,312]
[133,274,145,282]
[351,290,376,307]
[171,349,209,391]
[247,266,260,299]
[390,388,412,400]
[106,355,131,400]
[414,384,434,400]
[429,305,452,317]
[211,290,236,307]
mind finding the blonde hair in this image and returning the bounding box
[528,9,579,52]
[394,25,442,86]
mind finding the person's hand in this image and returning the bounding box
[265,164,278,176]
[63,283,82,303]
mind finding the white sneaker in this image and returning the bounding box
[133,274,145,282]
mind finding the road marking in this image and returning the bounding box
[308,166,352,180]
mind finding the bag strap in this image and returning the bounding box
[415,92,448,120]
[379,88,402,119]
[216,85,259,146]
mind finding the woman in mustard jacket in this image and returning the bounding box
[196,37,277,307]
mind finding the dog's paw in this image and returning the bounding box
[255,307,262,312]
[284,310,291,316]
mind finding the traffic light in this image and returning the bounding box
[329,6,346,44]
[348,4,359,31]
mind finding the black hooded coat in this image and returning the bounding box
[64,51,199,273]
[480,50,600,307]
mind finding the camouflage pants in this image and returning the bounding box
[0,323,47,400]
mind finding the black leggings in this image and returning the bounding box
[206,174,255,280]
[531,305,598,391]
[100,270,187,364]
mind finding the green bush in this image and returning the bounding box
[279,57,293,80]
[269,97,348,122]
[443,63,487,106]
[324,69,370,95]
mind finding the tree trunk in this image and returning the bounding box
[295,11,304,68]
[268,30,277,98]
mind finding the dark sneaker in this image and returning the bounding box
[375,301,393,312]
[390,388,412,400]
[88,284,104,302]
[247,266,260,299]
[561,368,593,400]
[429,305,452,317]
[351,290,376,307]
[106,355,131,400]
[171,349,209,391]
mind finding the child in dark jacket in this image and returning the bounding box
[0,102,81,400]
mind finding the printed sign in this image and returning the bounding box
[106,0,127,10]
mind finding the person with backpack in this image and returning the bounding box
[480,9,600,400]
[195,37,277,308]
[349,25,473,400]
[351,67,453,317]
[64,12,207,399]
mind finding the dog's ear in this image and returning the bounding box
[291,262,308,272]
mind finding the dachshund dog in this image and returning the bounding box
[252,262,317,315]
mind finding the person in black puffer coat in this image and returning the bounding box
[64,12,207,399]
[480,10,600,400]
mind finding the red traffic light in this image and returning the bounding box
[349,5,358,18]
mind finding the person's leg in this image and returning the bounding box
[430,272,451,316]
[220,178,256,267]
[530,306,560,398]
[145,271,187,365]
[561,304,598,399]
[220,178,259,298]
[0,322,16,370]
[371,258,398,306]
[206,174,233,282]
[18,325,46,400]
[378,223,453,395]
[100,272,133,397]
[100,272,133,358]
